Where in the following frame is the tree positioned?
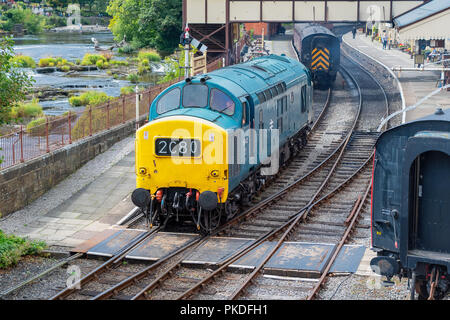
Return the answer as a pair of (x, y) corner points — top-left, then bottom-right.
(107, 0), (182, 57)
(0, 37), (34, 125)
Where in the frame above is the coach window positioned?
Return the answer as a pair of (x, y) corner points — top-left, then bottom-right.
(182, 84), (208, 108)
(156, 88), (181, 114)
(210, 88), (235, 116)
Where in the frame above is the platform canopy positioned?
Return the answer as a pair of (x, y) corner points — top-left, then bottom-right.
(185, 0), (423, 24)
(393, 0), (450, 40)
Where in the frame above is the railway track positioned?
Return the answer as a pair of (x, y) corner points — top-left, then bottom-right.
(3, 41), (391, 301)
(80, 64), (382, 300)
(45, 86), (336, 300)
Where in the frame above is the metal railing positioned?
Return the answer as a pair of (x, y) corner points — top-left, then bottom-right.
(0, 78), (181, 171)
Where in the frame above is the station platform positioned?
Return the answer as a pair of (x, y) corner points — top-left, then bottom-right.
(343, 32), (449, 122)
(73, 229), (368, 277)
(0, 139), (137, 248)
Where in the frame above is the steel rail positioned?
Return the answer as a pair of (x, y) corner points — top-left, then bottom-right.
(229, 55), (391, 300)
(341, 46), (390, 130)
(92, 88), (334, 300)
(307, 180), (372, 300)
(50, 227), (160, 300)
(227, 67), (363, 299)
(176, 150), (374, 301)
(0, 252), (83, 299)
(172, 67), (364, 300)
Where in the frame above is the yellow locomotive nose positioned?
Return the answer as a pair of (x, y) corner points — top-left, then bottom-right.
(135, 115), (229, 202)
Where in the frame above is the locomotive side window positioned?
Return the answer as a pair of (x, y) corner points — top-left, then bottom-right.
(210, 88), (235, 116)
(182, 84), (208, 108)
(156, 88), (181, 114)
(301, 85), (306, 113)
(257, 92), (266, 103)
(259, 109), (264, 129)
(264, 89), (272, 100)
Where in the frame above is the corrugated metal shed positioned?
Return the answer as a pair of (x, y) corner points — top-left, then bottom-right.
(394, 0), (449, 28)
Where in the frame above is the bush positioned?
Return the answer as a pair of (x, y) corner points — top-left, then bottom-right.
(0, 230), (46, 269)
(10, 99), (43, 120)
(110, 60), (129, 66)
(26, 117), (47, 135)
(11, 55), (36, 68)
(138, 49), (161, 62)
(39, 57), (70, 68)
(127, 73), (139, 83)
(120, 86), (145, 95)
(118, 44), (136, 55)
(59, 65), (70, 72)
(69, 91), (112, 107)
(81, 53), (106, 66)
(96, 60), (104, 69)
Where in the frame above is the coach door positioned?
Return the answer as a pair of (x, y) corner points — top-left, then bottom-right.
(409, 151), (450, 253)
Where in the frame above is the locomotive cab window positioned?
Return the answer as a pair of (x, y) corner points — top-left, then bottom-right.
(210, 88), (235, 116)
(182, 84), (208, 108)
(156, 88), (181, 114)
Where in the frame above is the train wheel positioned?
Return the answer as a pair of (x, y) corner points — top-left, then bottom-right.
(200, 208), (222, 234)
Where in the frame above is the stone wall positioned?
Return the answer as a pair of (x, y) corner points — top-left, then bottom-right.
(0, 119), (140, 218)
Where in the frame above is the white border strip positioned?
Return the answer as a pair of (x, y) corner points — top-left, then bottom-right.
(115, 206), (140, 226)
(342, 33), (406, 124)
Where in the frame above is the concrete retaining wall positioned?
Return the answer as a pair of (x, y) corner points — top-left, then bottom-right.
(0, 119), (140, 218)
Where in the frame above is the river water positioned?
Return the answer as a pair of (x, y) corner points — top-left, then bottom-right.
(13, 32), (162, 115)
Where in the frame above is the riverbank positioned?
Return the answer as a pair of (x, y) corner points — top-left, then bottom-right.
(12, 31), (165, 116)
(49, 25), (110, 33)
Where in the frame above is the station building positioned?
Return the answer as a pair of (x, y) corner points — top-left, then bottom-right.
(383, 0), (450, 52)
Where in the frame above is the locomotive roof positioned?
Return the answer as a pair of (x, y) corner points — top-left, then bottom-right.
(202, 54), (309, 96)
(294, 23), (337, 40)
(376, 108), (450, 147)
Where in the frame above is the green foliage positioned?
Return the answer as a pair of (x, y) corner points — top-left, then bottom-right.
(10, 55), (36, 68)
(117, 44), (137, 55)
(69, 91), (112, 107)
(38, 57), (70, 68)
(60, 65), (71, 72)
(158, 46), (185, 84)
(81, 53), (106, 66)
(26, 117), (47, 135)
(127, 73), (139, 83)
(138, 49), (161, 62)
(110, 60), (129, 66)
(10, 98), (43, 120)
(107, 0), (182, 57)
(0, 8), (46, 34)
(0, 37), (34, 125)
(121, 85), (143, 95)
(0, 230), (46, 269)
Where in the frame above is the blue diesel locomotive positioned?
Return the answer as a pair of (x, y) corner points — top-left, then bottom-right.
(131, 54), (313, 233)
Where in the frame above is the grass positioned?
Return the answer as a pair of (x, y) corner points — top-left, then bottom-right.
(69, 91), (112, 107)
(0, 230), (46, 269)
(11, 54), (36, 68)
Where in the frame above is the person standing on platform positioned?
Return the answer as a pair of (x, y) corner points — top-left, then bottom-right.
(382, 31), (388, 50)
(352, 26), (356, 39)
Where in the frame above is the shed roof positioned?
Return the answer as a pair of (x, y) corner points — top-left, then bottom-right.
(393, 0), (449, 28)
